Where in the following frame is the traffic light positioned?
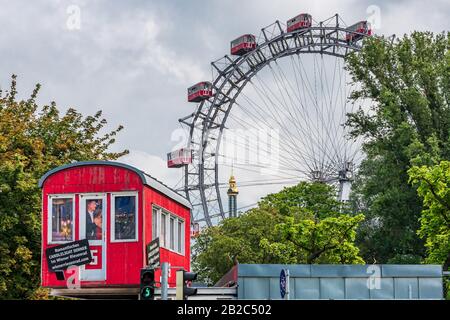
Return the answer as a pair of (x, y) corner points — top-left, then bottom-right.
(140, 268), (156, 300)
(176, 269), (198, 300)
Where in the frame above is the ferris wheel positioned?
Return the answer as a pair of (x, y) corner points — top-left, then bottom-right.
(169, 14), (372, 227)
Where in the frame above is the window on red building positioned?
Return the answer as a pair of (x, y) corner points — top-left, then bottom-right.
(152, 208), (158, 240)
(112, 193), (138, 242)
(170, 217), (175, 250)
(49, 196), (74, 243)
(152, 205), (185, 255)
(161, 212), (167, 247)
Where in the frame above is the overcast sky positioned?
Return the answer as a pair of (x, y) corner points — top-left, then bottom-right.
(0, 0), (448, 206)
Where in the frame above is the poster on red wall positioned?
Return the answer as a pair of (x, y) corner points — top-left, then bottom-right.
(45, 239), (92, 272)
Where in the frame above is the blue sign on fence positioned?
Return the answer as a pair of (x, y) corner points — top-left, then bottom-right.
(280, 269), (286, 299)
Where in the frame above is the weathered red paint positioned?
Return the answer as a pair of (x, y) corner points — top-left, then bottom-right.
(41, 163), (191, 289)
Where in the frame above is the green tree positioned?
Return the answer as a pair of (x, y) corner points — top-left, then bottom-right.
(345, 32), (450, 263)
(192, 182), (365, 285)
(408, 161), (450, 270)
(0, 75), (128, 299)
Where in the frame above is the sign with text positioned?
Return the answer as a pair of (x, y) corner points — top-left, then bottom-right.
(46, 239), (92, 272)
(280, 269), (287, 299)
(146, 238), (160, 268)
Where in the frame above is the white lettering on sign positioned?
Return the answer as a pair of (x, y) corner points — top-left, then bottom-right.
(90, 249), (98, 266)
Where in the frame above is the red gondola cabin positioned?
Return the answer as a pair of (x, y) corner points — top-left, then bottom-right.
(286, 13), (312, 33)
(167, 148), (192, 168)
(39, 161), (192, 295)
(230, 34), (257, 56)
(187, 81), (213, 103)
(346, 21), (372, 43)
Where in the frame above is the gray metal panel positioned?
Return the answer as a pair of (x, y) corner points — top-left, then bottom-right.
(345, 278), (370, 299)
(243, 278), (270, 299)
(394, 278), (419, 299)
(382, 265), (442, 277)
(320, 278), (345, 299)
(237, 281), (244, 298)
(269, 278), (281, 300)
(268, 277), (295, 299)
(311, 264), (375, 277)
(369, 277), (395, 299)
(289, 276), (295, 299)
(418, 278), (443, 299)
(295, 278), (320, 299)
(238, 264), (311, 277)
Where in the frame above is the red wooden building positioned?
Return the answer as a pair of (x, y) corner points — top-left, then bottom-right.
(39, 160), (192, 295)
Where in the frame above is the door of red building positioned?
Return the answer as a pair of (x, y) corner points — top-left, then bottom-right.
(79, 194), (107, 281)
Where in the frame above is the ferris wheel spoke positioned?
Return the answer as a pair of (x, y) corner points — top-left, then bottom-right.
(294, 54), (344, 167)
(224, 104), (316, 165)
(249, 75), (308, 155)
(217, 141), (314, 177)
(272, 58), (345, 172)
(236, 82), (319, 172)
(220, 162), (307, 180)
(292, 54), (337, 165)
(223, 114), (318, 172)
(288, 55), (330, 169)
(217, 144), (307, 177)
(329, 54), (353, 160)
(249, 74), (328, 170)
(268, 62), (326, 164)
(320, 53), (348, 162)
(270, 59), (342, 169)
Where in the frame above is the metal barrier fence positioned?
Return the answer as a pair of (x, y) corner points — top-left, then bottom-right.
(235, 264), (443, 300)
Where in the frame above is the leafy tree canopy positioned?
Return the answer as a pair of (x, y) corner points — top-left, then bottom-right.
(345, 32), (450, 263)
(192, 182), (364, 285)
(0, 75), (128, 299)
(408, 161), (450, 270)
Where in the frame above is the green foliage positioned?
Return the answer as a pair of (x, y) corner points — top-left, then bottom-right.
(408, 161), (450, 270)
(192, 182), (365, 285)
(0, 75), (128, 299)
(345, 32), (450, 263)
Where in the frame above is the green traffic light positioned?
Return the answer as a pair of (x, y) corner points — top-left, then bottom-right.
(140, 268), (156, 300)
(143, 287), (151, 297)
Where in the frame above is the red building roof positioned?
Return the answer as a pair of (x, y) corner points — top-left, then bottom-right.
(38, 160), (192, 209)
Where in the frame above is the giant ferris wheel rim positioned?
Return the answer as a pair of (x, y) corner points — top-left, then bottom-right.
(181, 14), (373, 227)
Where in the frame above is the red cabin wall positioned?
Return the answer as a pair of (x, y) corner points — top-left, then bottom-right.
(41, 164), (190, 289)
(143, 186), (190, 287)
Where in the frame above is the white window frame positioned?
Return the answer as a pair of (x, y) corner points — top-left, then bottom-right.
(160, 211), (168, 247)
(79, 193), (107, 281)
(151, 207), (158, 240)
(169, 216), (175, 251)
(79, 193), (107, 245)
(111, 192), (139, 243)
(47, 194), (76, 245)
(152, 204), (185, 256)
(177, 219), (185, 255)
